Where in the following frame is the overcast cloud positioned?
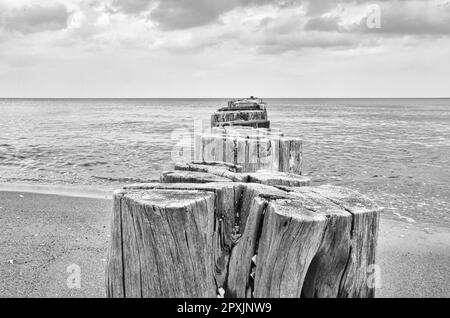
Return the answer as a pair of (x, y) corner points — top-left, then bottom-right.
(0, 2), (69, 34)
(0, 0), (449, 97)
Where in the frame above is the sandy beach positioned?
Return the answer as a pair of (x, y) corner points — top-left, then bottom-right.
(0, 188), (449, 298)
(0, 190), (111, 297)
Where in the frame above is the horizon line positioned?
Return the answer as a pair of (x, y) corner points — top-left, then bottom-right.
(1, 96), (450, 99)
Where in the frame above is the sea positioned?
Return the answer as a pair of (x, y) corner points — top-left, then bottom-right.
(0, 98), (449, 226)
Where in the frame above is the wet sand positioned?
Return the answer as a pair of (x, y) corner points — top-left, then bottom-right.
(0, 190), (449, 298)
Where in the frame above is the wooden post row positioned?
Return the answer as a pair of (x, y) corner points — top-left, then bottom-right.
(195, 134), (302, 174)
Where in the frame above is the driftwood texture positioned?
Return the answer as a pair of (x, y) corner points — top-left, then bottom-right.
(211, 110), (267, 127)
(216, 119), (271, 128)
(211, 98), (268, 129)
(161, 170), (232, 184)
(226, 98), (266, 109)
(211, 126), (284, 138)
(195, 134), (302, 174)
(173, 161), (310, 187)
(105, 183), (380, 298)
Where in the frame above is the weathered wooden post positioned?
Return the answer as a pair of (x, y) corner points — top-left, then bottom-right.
(105, 183), (380, 298)
(162, 161), (311, 187)
(211, 97), (270, 128)
(195, 134), (303, 174)
(105, 98), (381, 298)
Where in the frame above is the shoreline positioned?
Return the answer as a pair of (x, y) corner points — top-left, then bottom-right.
(0, 187), (449, 297)
(1, 181), (447, 229)
(0, 182), (114, 200)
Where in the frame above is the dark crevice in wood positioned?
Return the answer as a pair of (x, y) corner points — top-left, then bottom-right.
(218, 186), (271, 298)
(300, 221), (328, 298)
(272, 185), (291, 192)
(233, 138), (238, 166)
(222, 245), (232, 298)
(314, 194), (355, 239)
(256, 139), (260, 168)
(296, 192), (355, 298)
(222, 186), (252, 297)
(258, 193), (289, 201)
(248, 200), (269, 298)
(184, 226), (190, 250)
(222, 139), (226, 163)
(213, 187), (230, 292)
(255, 200), (269, 252)
(232, 186), (243, 244)
(338, 245), (353, 297)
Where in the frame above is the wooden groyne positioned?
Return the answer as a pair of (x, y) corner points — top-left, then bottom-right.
(195, 133), (302, 174)
(211, 97), (270, 128)
(162, 161), (310, 187)
(105, 97), (381, 298)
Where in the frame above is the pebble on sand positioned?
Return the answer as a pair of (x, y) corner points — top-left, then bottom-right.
(217, 288), (225, 298)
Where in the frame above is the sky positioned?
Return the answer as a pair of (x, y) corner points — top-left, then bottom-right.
(0, 0), (449, 98)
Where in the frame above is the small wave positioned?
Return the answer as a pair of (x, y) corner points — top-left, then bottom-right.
(91, 175), (159, 183)
(393, 212), (416, 223)
(78, 161), (108, 167)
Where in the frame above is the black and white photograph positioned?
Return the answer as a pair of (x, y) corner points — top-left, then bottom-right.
(0, 0), (449, 301)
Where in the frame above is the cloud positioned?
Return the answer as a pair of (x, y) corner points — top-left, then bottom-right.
(226, 5), (361, 54)
(1, 0), (449, 58)
(147, 0), (302, 30)
(255, 32), (357, 54)
(0, 3), (70, 34)
(304, 16), (341, 31)
(0, 1), (449, 97)
(111, 0), (152, 14)
(149, 0), (235, 30)
(146, 0), (450, 42)
(304, 0), (336, 16)
(349, 1), (450, 35)
(147, 5), (360, 55)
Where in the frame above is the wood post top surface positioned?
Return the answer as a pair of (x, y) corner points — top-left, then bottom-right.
(119, 188), (215, 208)
(119, 182), (381, 217)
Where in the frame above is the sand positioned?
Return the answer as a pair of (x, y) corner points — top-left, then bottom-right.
(0, 191), (112, 297)
(376, 218), (450, 297)
(0, 189), (449, 298)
